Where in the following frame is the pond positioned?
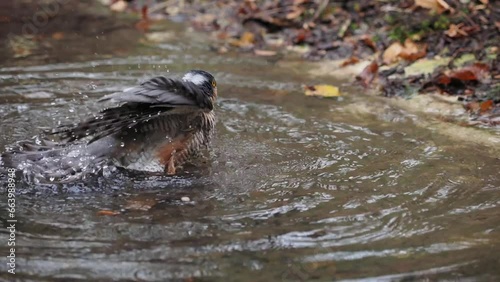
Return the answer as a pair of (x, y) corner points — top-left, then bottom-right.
(0, 20), (499, 281)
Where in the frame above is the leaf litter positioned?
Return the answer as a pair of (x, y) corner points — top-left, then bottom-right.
(103, 0), (499, 127)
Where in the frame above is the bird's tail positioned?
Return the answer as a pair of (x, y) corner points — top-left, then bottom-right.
(1, 138), (112, 183)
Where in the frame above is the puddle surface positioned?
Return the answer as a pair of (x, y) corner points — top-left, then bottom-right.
(0, 22), (499, 281)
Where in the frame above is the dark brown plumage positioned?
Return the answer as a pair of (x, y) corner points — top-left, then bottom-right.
(1, 70), (218, 182)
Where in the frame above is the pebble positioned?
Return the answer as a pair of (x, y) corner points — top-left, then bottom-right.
(181, 196), (190, 202)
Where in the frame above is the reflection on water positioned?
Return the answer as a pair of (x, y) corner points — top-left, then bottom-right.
(0, 25), (500, 281)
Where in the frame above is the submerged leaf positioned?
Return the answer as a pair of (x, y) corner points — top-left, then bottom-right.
(97, 210), (120, 216)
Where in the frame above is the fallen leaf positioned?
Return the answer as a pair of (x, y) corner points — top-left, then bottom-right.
(464, 101), (480, 112)
(7, 35), (37, 58)
(166, 5), (180, 16)
(356, 61), (379, 87)
(304, 84), (341, 98)
(254, 49), (277, 56)
(51, 32), (64, 40)
(97, 210), (120, 216)
(415, 0), (451, 14)
(125, 198), (157, 211)
(398, 39), (427, 61)
(449, 63), (490, 83)
(135, 20), (150, 32)
(286, 7), (304, 20)
(383, 42), (404, 65)
(110, 0), (127, 12)
(445, 23), (480, 38)
(445, 23), (467, 38)
(428, 62), (491, 94)
(135, 5), (150, 32)
(294, 29), (311, 44)
(383, 39), (426, 64)
(340, 56), (360, 67)
(436, 74), (451, 85)
(360, 35), (377, 51)
(480, 100), (494, 114)
(229, 32), (255, 48)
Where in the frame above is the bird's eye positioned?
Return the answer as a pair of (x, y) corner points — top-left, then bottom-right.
(212, 81), (217, 87)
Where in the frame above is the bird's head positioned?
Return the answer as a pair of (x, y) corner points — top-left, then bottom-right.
(182, 70), (218, 102)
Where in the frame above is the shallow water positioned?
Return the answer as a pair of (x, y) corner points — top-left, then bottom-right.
(1, 22), (500, 281)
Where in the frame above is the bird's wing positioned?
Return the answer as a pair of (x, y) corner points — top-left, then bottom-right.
(48, 76), (213, 143)
(99, 76), (213, 110)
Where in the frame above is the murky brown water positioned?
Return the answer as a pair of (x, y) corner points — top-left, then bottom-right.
(1, 21), (500, 281)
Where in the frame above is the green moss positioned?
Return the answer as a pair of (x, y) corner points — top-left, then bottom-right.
(389, 26), (409, 42)
(384, 13), (397, 25)
(353, 2), (361, 12)
(454, 53), (476, 66)
(433, 15), (450, 30)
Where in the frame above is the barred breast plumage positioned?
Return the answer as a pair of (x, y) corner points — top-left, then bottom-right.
(0, 70), (218, 183)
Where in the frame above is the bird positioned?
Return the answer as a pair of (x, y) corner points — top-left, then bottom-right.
(0, 70), (218, 183)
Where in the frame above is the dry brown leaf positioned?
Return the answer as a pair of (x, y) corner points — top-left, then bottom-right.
(449, 63), (490, 83)
(294, 29), (311, 44)
(480, 100), (494, 114)
(356, 61), (379, 87)
(254, 49), (277, 56)
(465, 101), (480, 112)
(431, 62), (491, 94)
(415, 0), (440, 11)
(135, 6), (150, 32)
(399, 39), (427, 61)
(383, 39), (426, 64)
(436, 74), (451, 85)
(340, 56), (360, 67)
(445, 23), (468, 38)
(229, 32), (255, 48)
(286, 7), (304, 20)
(415, 0), (451, 13)
(383, 42), (404, 65)
(360, 35), (377, 51)
(445, 23), (480, 38)
(436, 0), (451, 11)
